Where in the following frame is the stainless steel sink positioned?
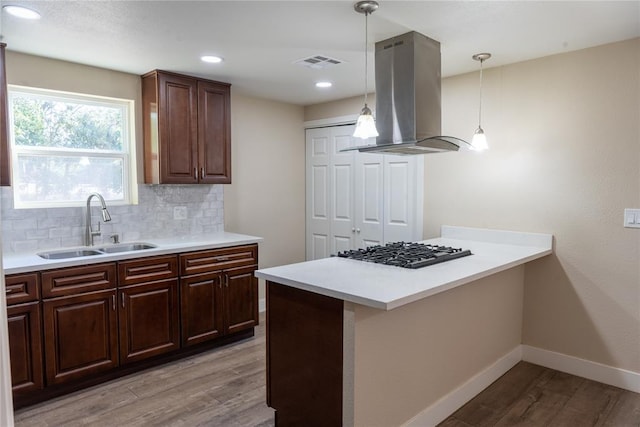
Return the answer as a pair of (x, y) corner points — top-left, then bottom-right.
(38, 242), (157, 259)
(96, 242), (157, 253)
(38, 249), (103, 259)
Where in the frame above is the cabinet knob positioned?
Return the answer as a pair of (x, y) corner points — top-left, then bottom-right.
(356, 228), (361, 233)
(5, 288), (14, 294)
(194, 168), (198, 180)
(352, 228), (356, 233)
(200, 168), (205, 180)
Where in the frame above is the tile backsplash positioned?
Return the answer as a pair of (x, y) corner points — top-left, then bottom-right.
(0, 184), (224, 253)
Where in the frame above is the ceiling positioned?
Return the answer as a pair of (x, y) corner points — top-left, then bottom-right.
(1, 1), (638, 106)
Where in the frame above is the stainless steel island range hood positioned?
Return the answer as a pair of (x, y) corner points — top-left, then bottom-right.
(349, 31), (471, 155)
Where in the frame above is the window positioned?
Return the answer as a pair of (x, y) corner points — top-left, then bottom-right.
(8, 85), (137, 208)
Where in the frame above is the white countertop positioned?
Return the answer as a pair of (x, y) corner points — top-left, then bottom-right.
(255, 226), (553, 310)
(3, 232), (262, 275)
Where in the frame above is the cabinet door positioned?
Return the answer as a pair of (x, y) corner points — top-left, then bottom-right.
(119, 279), (180, 364)
(157, 72), (199, 183)
(197, 80), (231, 184)
(43, 290), (118, 386)
(180, 272), (223, 347)
(7, 302), (43, 395)
(224, 265), (258, 335)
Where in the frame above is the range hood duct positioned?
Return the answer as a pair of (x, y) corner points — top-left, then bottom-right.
(350, 31), (471, 155)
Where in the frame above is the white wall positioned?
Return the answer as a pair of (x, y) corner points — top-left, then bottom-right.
(352, 267), (525, 426)
(224, 92), (305, 300)
(430, 38), (640, 373)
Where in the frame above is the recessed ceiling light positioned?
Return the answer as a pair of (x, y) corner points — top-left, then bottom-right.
(316, 82), (332, 88)
(201, 55), (223, 64)
(3, 5), (41, 20)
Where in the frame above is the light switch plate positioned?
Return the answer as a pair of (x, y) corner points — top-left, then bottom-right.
(174, 206), (188, 220)
(624, 208), (640, 229)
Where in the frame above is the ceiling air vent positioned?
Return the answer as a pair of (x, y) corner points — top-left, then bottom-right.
(293, 55), (343, 70)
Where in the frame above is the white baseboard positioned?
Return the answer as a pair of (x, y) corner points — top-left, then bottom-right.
(522, 345), (640, 393)
(259, 297), (266, 313)
(403, 344), (640, 427)
(403, 346), (522, 427)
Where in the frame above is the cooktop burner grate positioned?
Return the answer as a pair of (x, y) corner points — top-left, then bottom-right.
(336, 242), (472, 269)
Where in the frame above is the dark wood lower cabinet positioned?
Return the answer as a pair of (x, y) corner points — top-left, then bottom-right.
(6, 243), (259, 409)
(266, 281), (344, 427)
(225, 265), (258, 335)
(42, 289), (119, 386)
(180, 265), (258, 347)
(119, 279), (180, 364)
(181, 272), (223, 347)
(7, 302), (43, 395)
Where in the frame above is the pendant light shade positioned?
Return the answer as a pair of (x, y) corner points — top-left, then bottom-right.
(471, 127), (488, 151)
(471, 52), (491, 151)
(353, 1), (379, 140)
(353, 104), (378, 138)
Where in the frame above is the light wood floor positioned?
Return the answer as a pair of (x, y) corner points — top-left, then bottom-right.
(14, 315), (275, 427)
(15, 316), (640, 427)
(439, 361), (640, 427)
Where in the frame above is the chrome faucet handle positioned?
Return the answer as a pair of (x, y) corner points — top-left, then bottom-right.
(89, 222), (101, 246)
(110, 234), (120, 244)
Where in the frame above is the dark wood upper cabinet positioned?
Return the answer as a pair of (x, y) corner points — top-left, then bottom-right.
(0, 43), (11, 186)
(197, 80), (231, 184)
(142, 70), (231, 184)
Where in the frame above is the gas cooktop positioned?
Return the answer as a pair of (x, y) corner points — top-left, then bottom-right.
(336, 242), (472, 269)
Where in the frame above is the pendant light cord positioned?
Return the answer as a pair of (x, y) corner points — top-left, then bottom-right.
(363, 10), (369, 108)
(477, 58), (484, 128)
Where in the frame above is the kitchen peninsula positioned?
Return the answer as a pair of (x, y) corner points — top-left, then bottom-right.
(255, 226), (553, 427)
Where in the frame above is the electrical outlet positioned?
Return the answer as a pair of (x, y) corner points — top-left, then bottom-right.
(173, 206), (188, 220)
(624, 208), (640, 229)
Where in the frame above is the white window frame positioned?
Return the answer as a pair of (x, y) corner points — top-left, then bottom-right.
(7, 85), (137, 209)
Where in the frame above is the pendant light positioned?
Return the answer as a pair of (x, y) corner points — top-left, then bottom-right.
(353, 1), (379, 139)
(471, 52), (491, 151)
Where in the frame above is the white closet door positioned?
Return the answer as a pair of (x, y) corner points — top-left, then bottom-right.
(306, 125), (423, 260)
(330, 128), (357, 255)
(305, 128), (332, 260)
(355, 152), (384, 248)
(383, 155), (423, 243)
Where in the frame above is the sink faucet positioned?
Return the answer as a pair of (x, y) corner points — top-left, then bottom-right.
(85, 193), (112, 246)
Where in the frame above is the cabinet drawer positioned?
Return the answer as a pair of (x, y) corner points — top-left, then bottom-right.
(5, 273), (39, 305)
(42, 263), (116, 299)
(180, 244), (258, 276)
(118, 255), (178, 287)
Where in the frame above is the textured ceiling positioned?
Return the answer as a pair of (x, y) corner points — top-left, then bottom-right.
(1, 1), (639, 106)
